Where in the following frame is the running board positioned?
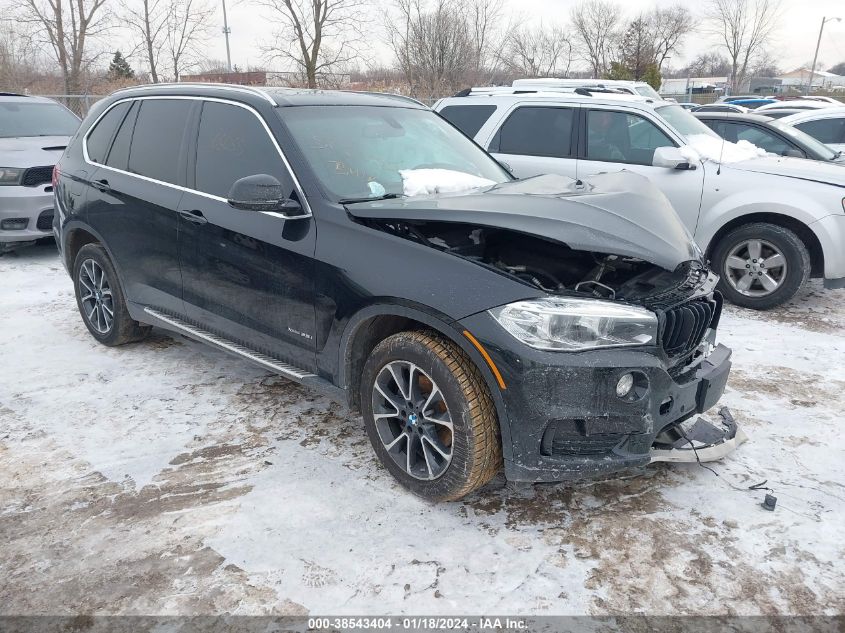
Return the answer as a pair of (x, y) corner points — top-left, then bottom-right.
(143, 307), (316, 381)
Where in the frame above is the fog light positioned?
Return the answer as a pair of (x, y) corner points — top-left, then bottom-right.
(616, 373), (635, 398)
(1, 218), (28, 230)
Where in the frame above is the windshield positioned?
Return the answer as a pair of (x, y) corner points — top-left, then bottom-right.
(280, 105), (510, 201)
(655, 104), (721, 140)
(0, 101), (80, 138)
(635, 85), (662, 99)
(770, 119), (838, 160)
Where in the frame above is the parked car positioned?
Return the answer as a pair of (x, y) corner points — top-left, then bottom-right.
(0, 94), (80, 253)
(694, 111), (845, 163)
(781, 96), (843, 105)
(435, 89), (845, 309)
(510, 78), (662, 100)
(693, 103), (749, 114)
(755, 108), (814, 120)
(54, 84), (735, 501)
(717, 98), (777, 109)
(778, 107), (845, 153)
(756, 100), (832, 112)
(677, 103), (698, 111)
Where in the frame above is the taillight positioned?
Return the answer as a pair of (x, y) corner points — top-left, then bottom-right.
(52, 164), (61, 188)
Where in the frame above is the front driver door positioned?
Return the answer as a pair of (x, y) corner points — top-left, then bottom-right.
(178, 99), (317, 371)
(577, 107), (705, 233)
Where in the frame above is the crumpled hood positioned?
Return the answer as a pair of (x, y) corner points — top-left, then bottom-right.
(726, 155), (845, 187)
(0, 136), (71, 168)
(346, 171), (701, 272)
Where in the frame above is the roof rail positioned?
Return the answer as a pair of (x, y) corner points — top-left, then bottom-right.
(453, 85), (634, 98)
(0, 92), (27, 97)
(111, 82), (278, 106)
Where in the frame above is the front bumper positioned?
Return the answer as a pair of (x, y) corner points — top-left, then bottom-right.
(459, 312), (732, 483)
(0, 184), (55, 243)
(809, 213), (845, 282)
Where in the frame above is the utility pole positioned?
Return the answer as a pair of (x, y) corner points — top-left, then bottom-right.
(222, 0), (233, 74)
(807, 16), (841, 94)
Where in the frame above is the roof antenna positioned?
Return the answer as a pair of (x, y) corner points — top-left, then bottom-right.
(716, 133), (726, 175)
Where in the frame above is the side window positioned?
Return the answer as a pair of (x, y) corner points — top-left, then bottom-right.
(128, 99), (192, 185)
(438, 105), (496, 139)
(586, 110), (674, 165)
(85, 101), (131, 164)
(796, 118), (845, 144)
(195, 102), (292, 199)
(105, 101), (138, 170)
(729, 123), (791, 155)
(492, 106), (574, 158)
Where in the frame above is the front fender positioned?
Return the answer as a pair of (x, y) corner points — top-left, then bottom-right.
(336, 301), (515, 463)
(695, 175), (834, 253)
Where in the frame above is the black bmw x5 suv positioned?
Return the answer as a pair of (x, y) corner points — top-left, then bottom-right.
(54, 84), (732, 501)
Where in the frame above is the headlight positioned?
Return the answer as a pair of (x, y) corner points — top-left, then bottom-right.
(489, 297), (658, 351)
(0, 167), (24, 185)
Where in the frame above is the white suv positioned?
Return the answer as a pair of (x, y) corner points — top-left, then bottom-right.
(434, 90), (845, 309)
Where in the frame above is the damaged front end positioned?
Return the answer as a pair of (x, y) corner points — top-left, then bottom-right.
(346, 171), (741, 482)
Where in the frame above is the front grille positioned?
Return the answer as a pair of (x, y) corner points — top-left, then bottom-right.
(21, 165), (54, 187)
(36, 210), (54, 230)
(660, 296), (720, 359)
(540, 419), (625, 456)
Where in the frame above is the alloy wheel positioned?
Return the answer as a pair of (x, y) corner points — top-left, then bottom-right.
(724, 239), (788, 298)
(371, 360), (453, 481)
(79, 258), (114, 334)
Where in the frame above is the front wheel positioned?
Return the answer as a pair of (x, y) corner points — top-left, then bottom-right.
(712, 222), (810, 310)
(361, 330), (502, 501)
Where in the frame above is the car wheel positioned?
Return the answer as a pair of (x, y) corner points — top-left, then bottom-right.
(73, 243), (151, 346)
(712, 222), (810, 310)
(361, 330), (502, 501)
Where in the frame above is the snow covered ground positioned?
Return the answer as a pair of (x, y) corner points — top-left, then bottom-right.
(1, 242), (844, 616)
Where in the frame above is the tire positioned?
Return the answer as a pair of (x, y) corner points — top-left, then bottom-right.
(712, 222), (810, 310)
(73, 243), (151, 346)
(360, 330), (502, 502)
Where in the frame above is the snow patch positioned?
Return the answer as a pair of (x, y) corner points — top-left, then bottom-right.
(399, 169), (495, 197)
(682, 134), (770, 164)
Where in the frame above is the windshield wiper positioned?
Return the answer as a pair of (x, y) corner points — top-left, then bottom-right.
(339, 193), (405, 204)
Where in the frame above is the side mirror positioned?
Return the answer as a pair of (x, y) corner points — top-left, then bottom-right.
(227, 174), (309, 218)
(653, 146), (697, 170)
(783, 148), (805, 158)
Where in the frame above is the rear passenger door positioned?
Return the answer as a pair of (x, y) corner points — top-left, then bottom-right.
(85, 98), (193, 314)
(178, 100), (317, 371)
(486, 105), (579, 179)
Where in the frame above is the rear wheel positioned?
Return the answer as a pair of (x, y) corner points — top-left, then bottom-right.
(712, 223), (810, 310)
(361, 330), (501, 501)
(73, 243), (151, 346)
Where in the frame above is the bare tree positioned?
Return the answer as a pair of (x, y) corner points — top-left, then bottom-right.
(465, 0), (505, 81)
(501, 23), (573, 78)
(254, 0), (367, 89)
(120, 0), (167, 82)
(706, 0), (782, 92)
(164, 0), (214, 81)
(386, 0), (475, 100)
(649, 4), (694, 70)
(16, 0), (111, 96)
(570, 0), (620, 78)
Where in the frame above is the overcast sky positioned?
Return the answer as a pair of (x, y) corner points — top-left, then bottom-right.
(206, 0), (845, 75)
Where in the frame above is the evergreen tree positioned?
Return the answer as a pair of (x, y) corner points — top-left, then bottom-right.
(108, 51), (135, 80)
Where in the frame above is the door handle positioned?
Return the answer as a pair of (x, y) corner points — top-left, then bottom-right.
(93, 178), (111, 193)
(178, 209), (208, 225)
